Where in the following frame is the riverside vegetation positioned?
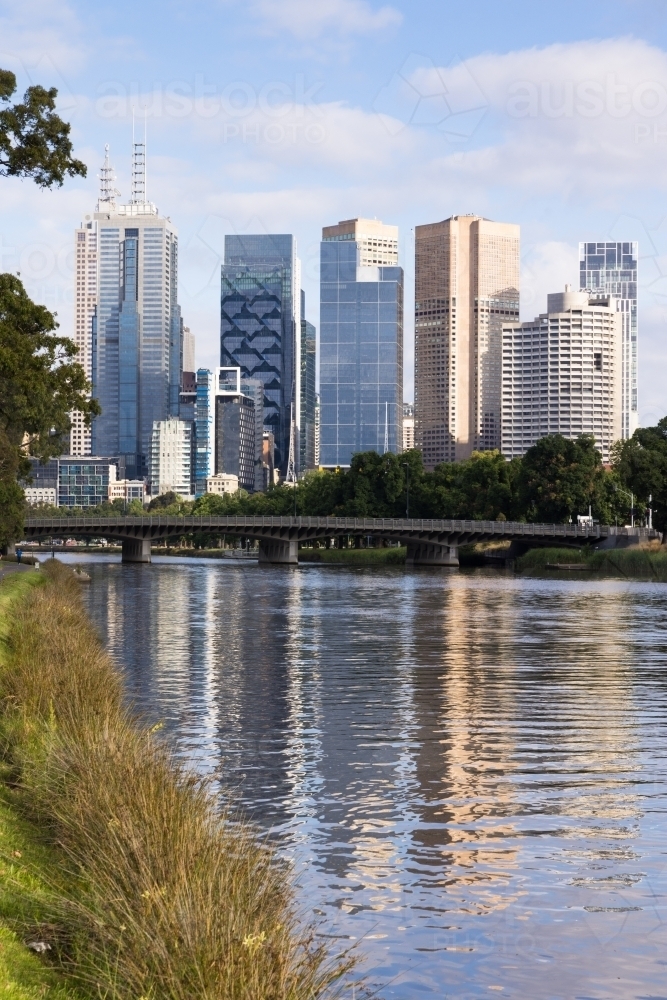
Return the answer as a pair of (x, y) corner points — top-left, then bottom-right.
(0, 561), (353, 999)
(24, 427), (667, 541)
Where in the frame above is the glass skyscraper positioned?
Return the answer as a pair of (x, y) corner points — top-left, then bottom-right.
(319, 218), (404, 468)
(91, 145), (182, 480)
(579, 241), (638, 438)
(300, 289), (316, 472)
(220, 235), (301, 478)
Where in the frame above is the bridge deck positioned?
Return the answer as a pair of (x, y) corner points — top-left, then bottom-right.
(23, 514), (658, 542)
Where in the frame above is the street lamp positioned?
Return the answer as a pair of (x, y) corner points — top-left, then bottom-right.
(614, 484), (634, 528)
(402, 462), (410, 519)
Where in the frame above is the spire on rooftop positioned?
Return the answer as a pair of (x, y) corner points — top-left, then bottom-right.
(97, 144), (120, 210)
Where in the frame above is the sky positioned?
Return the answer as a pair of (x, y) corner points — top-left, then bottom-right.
(2, 0), (667, 423)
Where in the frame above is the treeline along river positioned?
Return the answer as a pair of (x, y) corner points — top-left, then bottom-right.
(58, 553), (667, 999)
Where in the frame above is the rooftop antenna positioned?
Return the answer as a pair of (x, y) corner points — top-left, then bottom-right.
(97, 144), (119, 210)
(285, 403), (297, 485)
(384, 401), (389, 454)
(131, 109), (147, 204)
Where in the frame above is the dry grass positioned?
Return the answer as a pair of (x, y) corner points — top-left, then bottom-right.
(0, 561), (354, 1000)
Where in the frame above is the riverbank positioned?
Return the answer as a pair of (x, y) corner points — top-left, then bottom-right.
(516, 544), (667, 578)
(0, 563), (352, 999)
(299, 546), (406, 564)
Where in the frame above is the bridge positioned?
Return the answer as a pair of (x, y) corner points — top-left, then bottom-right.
(22, 515), (660, 565)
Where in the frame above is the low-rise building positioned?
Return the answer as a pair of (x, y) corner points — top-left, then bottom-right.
(501, 286), (622, 462)
(205, 473), (239, 495)
(58, 457), (117, 508)
(108, 479), (145, 502)
(24, 487), (57, 506)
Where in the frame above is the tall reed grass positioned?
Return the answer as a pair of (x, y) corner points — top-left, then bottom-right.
(0, 561), (353, 999)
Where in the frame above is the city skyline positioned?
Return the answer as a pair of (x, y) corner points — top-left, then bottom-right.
(4, 2), (667, 429)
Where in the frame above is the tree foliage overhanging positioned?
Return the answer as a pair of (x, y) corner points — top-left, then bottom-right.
(0, 69), (86, 186)
(0, 275), (99, 547)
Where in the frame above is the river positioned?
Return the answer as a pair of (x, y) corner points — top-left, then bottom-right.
(46, 554), (667, 998)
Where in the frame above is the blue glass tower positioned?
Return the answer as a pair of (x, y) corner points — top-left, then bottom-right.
(319, 224), (403, 468)
(579, 241), (638, 439)
(220, 235), (300, 478)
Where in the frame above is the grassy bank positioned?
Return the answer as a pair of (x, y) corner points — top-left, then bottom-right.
(516, 544), (667, 579)
(299, 546), (406, 565)
(0, 563), (352, 999)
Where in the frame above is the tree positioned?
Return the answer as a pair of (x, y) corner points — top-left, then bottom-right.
(1, 69), (86, 186)
(614, 417), (667, 531)
(0, 276), (99, 546)
(516, 434), (608, 523)
(0, 275), (99, 466)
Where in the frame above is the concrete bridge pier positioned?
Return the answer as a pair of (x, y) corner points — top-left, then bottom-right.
(258, 539), (298, 566)
(122, 538), (152, 563)
(406, 541), (459, 567)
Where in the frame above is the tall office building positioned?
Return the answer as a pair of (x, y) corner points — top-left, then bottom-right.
(579, 241), (638, 438)
(300, 290), (316, 472)
(194, 368), (214, 497)
(90, 144), (182, 480)
(319, 218), (403, 468)
(501, 287), (622, 462)
(69, 220), (98, 455)
(220, 235), (301, 479)
(414, 215), (520, 468)
(214, 368), (262, 492)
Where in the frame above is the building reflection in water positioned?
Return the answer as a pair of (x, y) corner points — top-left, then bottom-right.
(81, 561), (665, 1000)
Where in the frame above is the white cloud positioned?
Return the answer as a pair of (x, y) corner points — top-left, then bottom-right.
(248, 0), (401, 39)
(0, 0), (87, 80)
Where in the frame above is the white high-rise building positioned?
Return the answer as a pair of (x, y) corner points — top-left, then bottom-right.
(69, 220), (98, 454)
(86, 143), (182, 481)
(501, 287), (622, 463)
(149, 417), (192, 498)
(403, 402), (415, 451)
(183, 327), (195, 373)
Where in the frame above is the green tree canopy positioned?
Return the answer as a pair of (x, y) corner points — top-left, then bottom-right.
(614, 418), (667, 530)
(0, 274), (99, 476)
(0, 69), (86, 186)
(516, 433), (608, 523)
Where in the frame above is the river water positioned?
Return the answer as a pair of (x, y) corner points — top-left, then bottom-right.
(51, 554), (667, 998)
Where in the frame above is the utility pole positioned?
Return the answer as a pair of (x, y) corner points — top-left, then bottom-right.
(402, 462), (410, 519)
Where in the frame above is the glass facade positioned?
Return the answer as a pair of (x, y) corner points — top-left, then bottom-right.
(194, 368), (213, 497)
(92, 209), (182, 478)
(319, 240), (403, 468)
(579, 241), (638, 439)
(300, 289), (316, 471)
(220, 235), (300, 477)
(57, 459), (115, 508)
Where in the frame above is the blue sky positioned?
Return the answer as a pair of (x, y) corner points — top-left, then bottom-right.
(3, 0), (667, 421)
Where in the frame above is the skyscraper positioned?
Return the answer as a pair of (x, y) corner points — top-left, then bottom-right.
(579, 241), (638, 438)
(220, 235), (301, 479)
(501, 287), (622, 462)
(319, 218), (403, 468)
(69, 219), (98, 455)
(90, 143), (182, 480)
(300, 290), (316, 472)
(414, 215), (520, 468)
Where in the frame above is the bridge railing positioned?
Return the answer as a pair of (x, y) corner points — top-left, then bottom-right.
(23, 515), (660, 541)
